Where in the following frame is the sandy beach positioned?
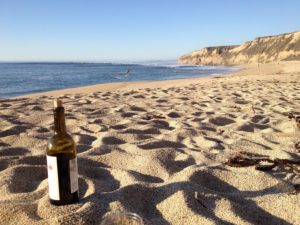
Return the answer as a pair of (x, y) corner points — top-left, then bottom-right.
(0, 61), (300, 225)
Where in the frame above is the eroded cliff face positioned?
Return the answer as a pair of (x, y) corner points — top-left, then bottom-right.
(178, 31), (300, 65)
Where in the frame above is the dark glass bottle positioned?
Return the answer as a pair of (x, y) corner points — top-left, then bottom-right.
(46, 99), (79, 205)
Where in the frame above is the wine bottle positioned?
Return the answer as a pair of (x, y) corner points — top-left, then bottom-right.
(46, 99), (79, 205)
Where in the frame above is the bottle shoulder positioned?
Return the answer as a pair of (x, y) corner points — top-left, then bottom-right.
(47, 132), (76, 154)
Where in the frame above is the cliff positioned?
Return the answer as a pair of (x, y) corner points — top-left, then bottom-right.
(178, 30), (300, 65)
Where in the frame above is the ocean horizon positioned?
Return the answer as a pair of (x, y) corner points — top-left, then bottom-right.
(0, 60), (237, 98)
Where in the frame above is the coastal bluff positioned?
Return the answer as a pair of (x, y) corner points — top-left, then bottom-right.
(178, 30), (300, 65)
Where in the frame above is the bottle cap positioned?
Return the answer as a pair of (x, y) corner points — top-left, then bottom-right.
(54, 99), (63, 108)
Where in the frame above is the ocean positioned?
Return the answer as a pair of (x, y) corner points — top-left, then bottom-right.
(0, 61), (237, 98)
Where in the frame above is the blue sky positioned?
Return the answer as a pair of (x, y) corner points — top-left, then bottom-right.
(0, 0), (299, 62)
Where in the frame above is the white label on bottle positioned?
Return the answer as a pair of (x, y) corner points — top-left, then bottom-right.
(46, 155), (60, 200)
(69, 157), (78, 193)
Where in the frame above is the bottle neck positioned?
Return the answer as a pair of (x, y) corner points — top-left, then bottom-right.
(53, 107), (67, 135)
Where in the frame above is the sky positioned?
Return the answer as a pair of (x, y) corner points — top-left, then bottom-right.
(0, 0), (300, 62)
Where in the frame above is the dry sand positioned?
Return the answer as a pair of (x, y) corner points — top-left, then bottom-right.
(0, 61), (300, 225)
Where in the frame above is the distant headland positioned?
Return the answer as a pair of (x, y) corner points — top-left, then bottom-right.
(178, 30), (300, 65)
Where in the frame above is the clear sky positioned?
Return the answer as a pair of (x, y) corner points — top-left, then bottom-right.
(0, 0), (300, 62)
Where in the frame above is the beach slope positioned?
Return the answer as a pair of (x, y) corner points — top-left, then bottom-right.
(0, 61), (300, 224)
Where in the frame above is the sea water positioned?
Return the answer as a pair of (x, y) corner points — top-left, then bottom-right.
(0, 61), (237, 98)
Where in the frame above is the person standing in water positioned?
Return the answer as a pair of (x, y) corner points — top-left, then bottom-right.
(124, 69), (130, 77)
(112, 68), (131, 78)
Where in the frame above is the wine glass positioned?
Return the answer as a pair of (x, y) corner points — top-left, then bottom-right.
(100, 211), (144, 225)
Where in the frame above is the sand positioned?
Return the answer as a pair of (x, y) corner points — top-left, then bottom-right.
(0, 61), (300, 225)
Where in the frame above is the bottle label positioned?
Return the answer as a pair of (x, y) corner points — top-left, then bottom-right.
(69, 157), (79, 193)
(46, 155), (60, 200)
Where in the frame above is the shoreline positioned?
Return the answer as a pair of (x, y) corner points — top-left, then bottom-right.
(8, 65), (240, 99)
(17, 60), (299, 99)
